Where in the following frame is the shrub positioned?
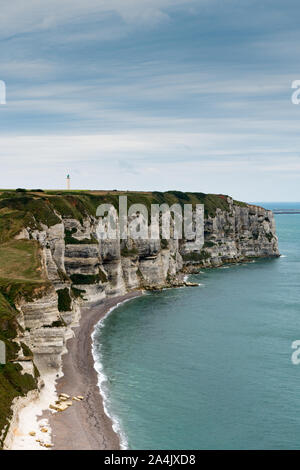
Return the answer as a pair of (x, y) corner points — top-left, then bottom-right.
(161, 239), (169, 249)
(203, 241), (215, 248)
(57, 288), (72, 312)
(121, 246), (139, 257)
(182, 250), (210, 262)
(71, 286), (86, 299)
(166, 191), (190, 202)
(65, 228), (98, 245)
(98, 269), (108, 282)
(20, 342), (32, 358)
(265, 232), (274, 242)
(0, 363), (37, 448)
(43, 319), (66, 328)
(70, 272), (105, 285)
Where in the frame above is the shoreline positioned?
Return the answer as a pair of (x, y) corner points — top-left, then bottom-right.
(47, 291), (143, 450)
(6, 259), (277, 450)
(91, 296), (143, 450)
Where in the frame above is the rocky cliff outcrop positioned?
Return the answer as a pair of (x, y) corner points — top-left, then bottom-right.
(14, 195), (278, 371)
(0, 190), (279, 446)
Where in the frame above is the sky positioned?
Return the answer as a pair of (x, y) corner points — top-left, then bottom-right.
(0, 0), (300, 201)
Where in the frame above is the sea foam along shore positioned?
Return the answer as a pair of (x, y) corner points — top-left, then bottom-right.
(91, 294), (144, 450)
(47, 290), (143, 450)
(91, 282), (201, 450)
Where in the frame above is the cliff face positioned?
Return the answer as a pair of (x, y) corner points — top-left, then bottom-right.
(0, 190), (279, 446)
(17, 195), (279, 368)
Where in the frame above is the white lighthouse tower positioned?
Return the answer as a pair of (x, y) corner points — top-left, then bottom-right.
(66, 174), (70, 190)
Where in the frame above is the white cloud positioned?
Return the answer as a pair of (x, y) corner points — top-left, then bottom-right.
(0, 131), (299, 201)
(0, 0), (196, 38)
(0, 60), (57, 79)
(0, 131), (299, 165)
(0, 0), (298, 201)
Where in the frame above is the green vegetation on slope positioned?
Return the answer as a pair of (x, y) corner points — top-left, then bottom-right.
(70, 270), (107, 285)
(0, 240), (42, 281)
(0, 189), (248, 242)
(57, 288), (72, 312)
(121, 246), (139, 257)
(0, 239), (50, 304)
(0, 195), (60, 239)
(0, 293), (20, 360)
(0, 237), (48, 447)
(65, 228), (98, 245)
(182, 251), (211, 262)
(0, 292), (38, 448)
(71, 286), (86, 300)
(0, 363), (38, 448)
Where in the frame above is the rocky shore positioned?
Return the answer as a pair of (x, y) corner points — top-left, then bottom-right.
(47, 292), (141, 450)
(0, 191), (279, 449)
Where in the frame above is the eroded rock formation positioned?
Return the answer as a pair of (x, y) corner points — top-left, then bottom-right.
(0, 191), (279, 446)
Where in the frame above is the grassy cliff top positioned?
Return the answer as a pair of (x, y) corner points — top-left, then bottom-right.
(0, 189), (248, 240)
(0, 240), (43, 281)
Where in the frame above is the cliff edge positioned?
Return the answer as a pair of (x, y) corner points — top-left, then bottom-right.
(0, 189), (279, 447)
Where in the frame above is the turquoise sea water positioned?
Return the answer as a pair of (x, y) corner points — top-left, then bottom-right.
(93, 203), (300, 449)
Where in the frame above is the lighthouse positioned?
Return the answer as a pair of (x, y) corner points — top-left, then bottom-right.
(66, 174), (70, 190)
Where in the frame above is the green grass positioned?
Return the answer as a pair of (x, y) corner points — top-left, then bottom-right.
(233, 199), (248, 208)
(0, 240), (43, 282)
(0, 239), (50, 305)
(182, 251), (211, 262)
(0, 279), (51, 305)
(70, 272), (104, 285)
(71, 286), (86, 299)
(121, 246), (139, 257)
(43, 319), (66, 328)
(203, 241), (215, 248)
(0, 292), (20, 361)
(0, 292), (16, 324)
(0, 208), (33, 244)
(20, 342), (32, 358)
(0, 363), (38, 448)
(0, 195), (60, 229)
(0, 291), (38, 448)
(65, 228), (98, 245)
(0, 229), (52, 444)
(0, 190), (250, 243)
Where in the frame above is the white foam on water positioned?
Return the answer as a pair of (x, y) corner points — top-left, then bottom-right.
(91, 297), (140, 450)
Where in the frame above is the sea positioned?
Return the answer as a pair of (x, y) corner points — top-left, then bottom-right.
(92, 202), (300, 450)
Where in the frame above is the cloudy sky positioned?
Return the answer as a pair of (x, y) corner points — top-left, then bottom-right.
(0, 0), (300, 201)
